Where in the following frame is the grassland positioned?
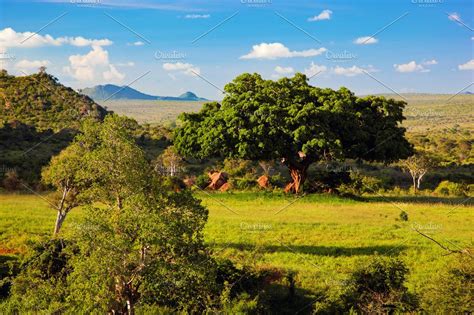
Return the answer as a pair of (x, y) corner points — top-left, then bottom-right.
(97, 99), (205, 125)
(1, 192), (472, 300)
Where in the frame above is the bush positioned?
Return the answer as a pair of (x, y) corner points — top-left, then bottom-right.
(230, 178), (256, 190)
(399, 211), (408, 221)
(222, 159), (256, 178)
(195, 174), (210, 189)
(343, 257), (418, 313)
(434, 180), (467, 196)
(269, 174), (286, 188)
(337, 171), (383, 195)
(421, 255), (473, 313)
(2, 170), (21, 191)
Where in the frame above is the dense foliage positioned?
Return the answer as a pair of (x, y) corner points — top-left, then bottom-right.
(3, 115), (258, 313)
(0, 70), (106, 131)
(174, 73), (412, 193)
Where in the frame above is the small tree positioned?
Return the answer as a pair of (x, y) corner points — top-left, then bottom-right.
(400, 152), (435, 193)
(9, 115), (221, 314)
(153, 146), (185, 176)
(42, 144), (87, 235)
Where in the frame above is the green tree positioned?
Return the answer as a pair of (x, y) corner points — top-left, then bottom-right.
(7, 114), (222, 313)
(153, 145), (185, 176)
(400, 151), (436, 193)
(174, 73), (412, 193)
(42, 144), (88, 235)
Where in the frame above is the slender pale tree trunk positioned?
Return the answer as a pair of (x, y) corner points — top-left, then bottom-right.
(53, 211), (66, 235)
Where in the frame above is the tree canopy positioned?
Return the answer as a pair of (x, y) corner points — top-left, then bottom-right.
(174, 73), (413, 193)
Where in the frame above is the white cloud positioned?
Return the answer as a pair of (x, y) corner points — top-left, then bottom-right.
(128, 41), (144, 46)
(63, 46), (124, 83)
(0, 27), (112, 49)
(423, 59), (438, 65)
(458, 59), (474, 70)
(354, 36), (378, 45)
(308, 9), (332, 22)
(103, 64), (125, 81)
(67, 36), (112, 47)
(394, 61), (427, 73)
(117, 62), (135, 67)
(184, 14), (210, 19)
(304, 62), (327, 77)
(14, 59), (50, 73)
(333, 65), (376, 76)
(162, 62), (200, 76)
(274, 66), (294, 74)
(240, 43), (326, 60)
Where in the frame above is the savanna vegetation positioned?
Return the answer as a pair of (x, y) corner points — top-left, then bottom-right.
(0, 70), (472, 313)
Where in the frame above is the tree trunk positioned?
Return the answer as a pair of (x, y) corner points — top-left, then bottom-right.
(285, 164), (309, 194)
(412, 175), (417, 194)
(53, 211), (66, 235)
(417, 172), (426, 190)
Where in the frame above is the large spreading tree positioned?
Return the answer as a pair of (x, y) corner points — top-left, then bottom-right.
(174, 73), (413, 193)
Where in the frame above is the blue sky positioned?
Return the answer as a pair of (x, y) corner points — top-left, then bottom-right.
(0, 0), (472, 99)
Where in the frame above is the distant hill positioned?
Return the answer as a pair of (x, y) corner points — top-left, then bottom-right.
(80, 84), (207, 101)
(0, 70), (107, 131)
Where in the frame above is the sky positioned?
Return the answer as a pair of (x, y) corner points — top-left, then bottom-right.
(0, 0), (473, 100)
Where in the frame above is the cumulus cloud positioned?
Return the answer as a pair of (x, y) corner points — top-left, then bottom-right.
(0, 27), (112, 49)
(116, 62), (135, 67)
(63, 46), (124, 83)
(423, 59), (438, 65)
(354, 36), (378, 45)
(240, 43), (326, 60)
(394, 61), (428, 73)
(162, 62), (200, 76)
(458, 59), (474, 70)
(333, 65), (376, 76)
(304, 62), (327, 77)
(185, 14), (210, 19)
(15, 59), (50, 73)
(274, 66), (294, 74)
(128, 41), (144, 46)
(67, 36), (112, 47)
(308, 9), (332, 22)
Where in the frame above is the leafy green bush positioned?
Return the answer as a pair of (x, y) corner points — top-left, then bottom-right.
(195, 174), (210, 189)
(421, 255), (473, 313)
(230, 178), (256, 190)
(315, 256), (418, 313)
(434, 180), (467, 196)
(338, 171), (383, 195)
(399, 211), (409, 221)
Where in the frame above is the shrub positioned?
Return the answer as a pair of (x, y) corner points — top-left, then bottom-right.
(2, 170), (21, 191)
(195, 174), (210, 189)
(338, 171), (383, 195)
(315, 257), (419, 314)
(269, 174), (286, 188)
(434, 180), (466, 196)
(421, 255), (473, 313)
(222, 159), (256, 178)
(231, 178), (256, 190)
(399, 211), (409, 221)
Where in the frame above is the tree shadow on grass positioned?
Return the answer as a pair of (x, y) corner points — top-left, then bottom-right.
(363, 195), (473, 206)
(214, 243), (408, 257)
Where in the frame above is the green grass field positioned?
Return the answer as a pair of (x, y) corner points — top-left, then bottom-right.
(1, 192), (472, 300)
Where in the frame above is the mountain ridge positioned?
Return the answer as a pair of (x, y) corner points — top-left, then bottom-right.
(79, 84), (207, 101)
